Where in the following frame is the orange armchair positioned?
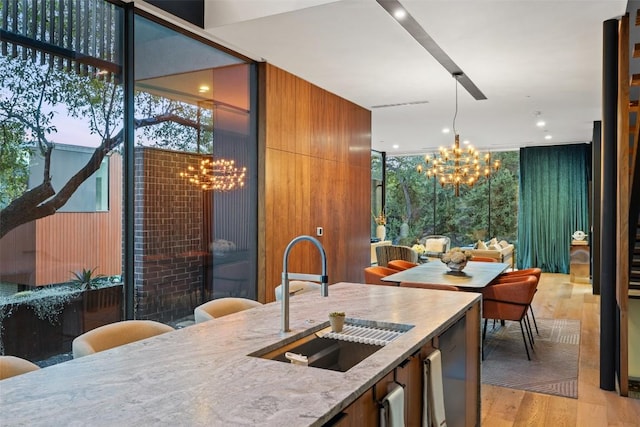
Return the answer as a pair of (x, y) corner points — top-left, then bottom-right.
(481, 275), (538, 360)
(493, 268), (542, 334)
(363, 266), (399, 286)
(387, 260), (419, 271)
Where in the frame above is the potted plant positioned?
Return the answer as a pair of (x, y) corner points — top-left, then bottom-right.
(328, 311), (346, 333)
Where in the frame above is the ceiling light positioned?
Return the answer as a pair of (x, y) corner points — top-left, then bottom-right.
(544, 134), (552, 140)
(442, 128), (450, 134)
(536, 120), (545, 127)
(392, 144), (399, 149)
(463, 139), (470, 145)
(198, 85), (210, 93)
(417, 74), (500, 197)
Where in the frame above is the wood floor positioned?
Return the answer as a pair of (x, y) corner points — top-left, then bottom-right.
(480, 273), (640, 426)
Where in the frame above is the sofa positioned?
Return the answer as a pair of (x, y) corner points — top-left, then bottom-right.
(469, 238), (515, 268)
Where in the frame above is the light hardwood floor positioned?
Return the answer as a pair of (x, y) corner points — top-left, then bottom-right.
(480, 273), (640, 426)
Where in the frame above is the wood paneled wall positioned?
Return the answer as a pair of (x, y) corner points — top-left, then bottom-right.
(259, 64), (371, 303)
(34, 154), (123, 285)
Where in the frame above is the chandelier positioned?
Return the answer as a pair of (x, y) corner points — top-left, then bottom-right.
(417, 73), (500, 196)
(180, 158), (246, 192)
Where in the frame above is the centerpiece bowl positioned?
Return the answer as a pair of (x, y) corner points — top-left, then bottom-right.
(441, 247), (472, 272)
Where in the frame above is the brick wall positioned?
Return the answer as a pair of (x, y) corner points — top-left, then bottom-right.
(134, 147), (206, 322)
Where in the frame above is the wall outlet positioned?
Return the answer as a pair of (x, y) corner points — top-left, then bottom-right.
(316, 227), (323, 236)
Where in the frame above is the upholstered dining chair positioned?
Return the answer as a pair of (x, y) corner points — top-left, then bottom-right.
(387, 260), (419, 271)
(194, 297), (263, 323)
(363, 266), (399, 286)
(274, 281), (321, 301)
(470, 256), (497, 262)
(72, 320), (175, 358)
(480, 275), (538, 360)
(399, 282), (460, 291)
(0, 356), (40, 380)
(493, 268), (542, 334)
(375, 245), (418, 268)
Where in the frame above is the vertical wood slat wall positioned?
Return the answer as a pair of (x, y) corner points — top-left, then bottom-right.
(34, 154), (123, 285)
(1, 0), (119, 78)
(616, 13), (630, 396)
(259, 64), (371, 303)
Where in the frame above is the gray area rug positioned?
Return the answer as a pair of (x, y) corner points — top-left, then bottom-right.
(481, 318), (580, 398)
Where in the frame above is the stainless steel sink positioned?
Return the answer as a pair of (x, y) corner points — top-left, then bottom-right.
(249, 318), (414, 372)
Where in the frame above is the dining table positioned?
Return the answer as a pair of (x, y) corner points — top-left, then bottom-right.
(381, 260), (510, 289)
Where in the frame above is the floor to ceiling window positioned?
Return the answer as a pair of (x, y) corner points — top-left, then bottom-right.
(132, 13), (257, 323)
(384, 151), (519, 248)
(0, 0), (257, 363)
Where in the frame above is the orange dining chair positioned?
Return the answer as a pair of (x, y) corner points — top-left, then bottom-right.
(493, 268), (542, 334)
(470, 256), (497, 262)
(480, 275), (538, 360)
(363, 266), (399, 286)
(387, 260), (419, 271)
(399, 282), (460, 291)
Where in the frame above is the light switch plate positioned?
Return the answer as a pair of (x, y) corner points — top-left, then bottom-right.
(316, 227), (323, 236)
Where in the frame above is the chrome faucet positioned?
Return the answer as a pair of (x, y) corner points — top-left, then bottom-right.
(281, 235), (329, 332)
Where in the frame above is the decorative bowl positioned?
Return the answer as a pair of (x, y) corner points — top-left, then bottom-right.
(446, 261), (467, 272)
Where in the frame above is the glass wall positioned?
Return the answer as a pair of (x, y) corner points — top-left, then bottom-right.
(0, 0), (257, 364)
(371, 150), (385, 239)
(132, 14), (257, 323)
(385, 151), (519, 248)
(0, 0), (125, 363)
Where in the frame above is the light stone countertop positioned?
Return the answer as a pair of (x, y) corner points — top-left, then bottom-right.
(0, 282), (480, 426)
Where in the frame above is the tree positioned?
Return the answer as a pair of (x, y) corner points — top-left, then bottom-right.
(385, 151), (520, 248)
(0, 54), (213, 239)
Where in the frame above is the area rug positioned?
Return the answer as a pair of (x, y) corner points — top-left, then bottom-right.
(481, 318), (580, 399)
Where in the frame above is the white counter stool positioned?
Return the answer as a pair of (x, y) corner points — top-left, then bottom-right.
(0, 356), (40, 380)
(72, 320), (174, 358)
(194, 297), (263, 323)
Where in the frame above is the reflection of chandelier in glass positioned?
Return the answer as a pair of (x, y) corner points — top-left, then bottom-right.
(417, 73), (500, 196)
(180, 158), (246, 191)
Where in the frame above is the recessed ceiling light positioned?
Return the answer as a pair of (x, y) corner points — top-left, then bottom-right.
(198, 85), (209, 93)
(393, 9), (406, 19)
(536, 120), (546, 127)
(544, 134), (552, 140)
(442, 128), (450, 134)
(392, 144), (399, 149)
(463, 139), (470, 145)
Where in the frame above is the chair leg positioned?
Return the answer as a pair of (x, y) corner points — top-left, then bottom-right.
(529, 306), (539, 335)
(525, 313), (535, 347)
(519, 320), (531, 360)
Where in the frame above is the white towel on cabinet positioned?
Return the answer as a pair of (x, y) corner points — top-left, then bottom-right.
(423, 349), (447, 427)
(380, 384), (405, 427)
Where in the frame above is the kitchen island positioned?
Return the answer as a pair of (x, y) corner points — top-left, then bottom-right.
(0, 283), (480, 426)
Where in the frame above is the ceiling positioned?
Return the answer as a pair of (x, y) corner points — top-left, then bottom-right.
(200, 0), (626, 155)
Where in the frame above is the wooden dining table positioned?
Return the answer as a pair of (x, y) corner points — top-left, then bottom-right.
(381, 260), (510, 289)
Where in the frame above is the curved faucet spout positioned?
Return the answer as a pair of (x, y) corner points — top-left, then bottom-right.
(281, 235), (329, 332)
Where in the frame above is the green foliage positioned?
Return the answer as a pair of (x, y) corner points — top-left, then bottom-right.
(70, 267), (106, 290)
(0, 123), (30, 209)
(384, 151), (520, 247)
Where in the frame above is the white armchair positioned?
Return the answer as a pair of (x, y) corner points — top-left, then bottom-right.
(419, 235), (451, 258)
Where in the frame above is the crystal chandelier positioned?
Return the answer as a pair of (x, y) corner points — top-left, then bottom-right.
(417, 74), (500, 196)
(180, 158), (246, 192)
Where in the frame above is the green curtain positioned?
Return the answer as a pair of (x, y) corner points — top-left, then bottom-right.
(517, 144), (590, 273)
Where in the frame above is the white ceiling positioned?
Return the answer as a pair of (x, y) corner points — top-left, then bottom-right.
(201, 0), (626, 154)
